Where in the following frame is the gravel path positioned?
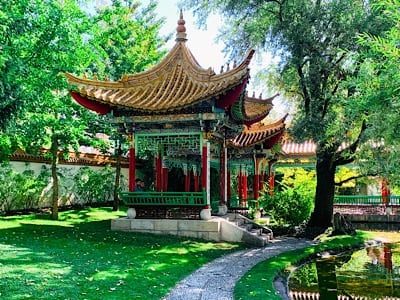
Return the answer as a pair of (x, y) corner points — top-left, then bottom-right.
(162, 237), (314, 300)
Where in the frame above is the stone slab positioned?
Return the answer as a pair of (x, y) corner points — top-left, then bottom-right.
(111, 216), (256, 245)
(111, 218), (131, 230)
(130, 219), (156, 230)
(154, 219), (179, 231)
(178, 219), (220, 232)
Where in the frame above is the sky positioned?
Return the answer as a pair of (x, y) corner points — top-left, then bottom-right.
(127, 0), (285, 117)
(151, 1), (286, 116)
(153, 1), (226, 71)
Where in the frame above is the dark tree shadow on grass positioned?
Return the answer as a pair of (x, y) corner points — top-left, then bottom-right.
(0, 209), (242, 299)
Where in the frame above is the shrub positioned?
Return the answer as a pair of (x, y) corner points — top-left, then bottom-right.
(259, 167), (315, 225)
(262, 188), (314, 225)
(73, 166), (115, 205)
(0, 163), (50, 213)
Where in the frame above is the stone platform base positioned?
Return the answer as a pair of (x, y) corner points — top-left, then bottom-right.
(111, 217), (221, 241)
(111, 215), (268, 246)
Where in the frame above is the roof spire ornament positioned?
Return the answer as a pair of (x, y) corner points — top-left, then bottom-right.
(176, 9), (187, 42)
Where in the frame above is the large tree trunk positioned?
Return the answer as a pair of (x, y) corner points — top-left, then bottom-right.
(307, 150), (336, 233)
(51, 135), (59, 220)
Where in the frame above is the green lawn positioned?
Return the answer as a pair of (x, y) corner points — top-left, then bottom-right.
(0, 207), (244, 300)
(2, 208), (395, 300)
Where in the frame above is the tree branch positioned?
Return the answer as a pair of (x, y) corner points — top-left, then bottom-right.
(297, 65), (311, 115)
(334, 120), (367, 166)
(335, 172), (378, 186)
(321, 81), (339, 119)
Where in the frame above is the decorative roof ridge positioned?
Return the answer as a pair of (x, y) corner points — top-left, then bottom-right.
(219, 49), (255, 76)
(65, 42), (212, 87)
(245, 114), (288, 132)
(245, 92), (279, 104)
(66, 45), (255, 89)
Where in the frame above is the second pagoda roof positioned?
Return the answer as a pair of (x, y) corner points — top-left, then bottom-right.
(229, 115), (287, 149)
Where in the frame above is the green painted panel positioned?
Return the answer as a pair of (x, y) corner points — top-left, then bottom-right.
(120, 191), (207, 206)
(135, 133), (202, 157)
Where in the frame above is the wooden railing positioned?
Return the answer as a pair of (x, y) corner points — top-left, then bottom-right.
(334, 195), (400, 217)
(120, 191), (207, 207)
(334, 195), (400, 205)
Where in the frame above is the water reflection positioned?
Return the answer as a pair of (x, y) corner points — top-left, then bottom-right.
(288, 242), (400, 299)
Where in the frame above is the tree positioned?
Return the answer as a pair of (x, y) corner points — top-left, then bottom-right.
(1, 0), (167, 219)
(0, 0), (33, 130)
(91, 0), (166, 80)
(2, 0), (109, 220)
(183, 0), (391, 234)
(349, 0), (400, 187)
(90, 0), (166, 210)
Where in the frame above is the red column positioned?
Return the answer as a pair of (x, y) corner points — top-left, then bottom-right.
(184, 165), (190, 192)
(381, 178), (390, 205)
(193, 166), (199, 192)
(162, 162), (168, 192)
(269, 171), (275, 196)
(243, 170), (248, 200)
(155, 156), (161, 191)
(128, 136), (136, 192)
(202, 146), (207, 190)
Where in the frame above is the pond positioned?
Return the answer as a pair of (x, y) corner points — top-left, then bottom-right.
(288, 241), (400, 300)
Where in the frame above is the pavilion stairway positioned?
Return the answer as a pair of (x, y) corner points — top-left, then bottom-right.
(219, 213), (273, 246)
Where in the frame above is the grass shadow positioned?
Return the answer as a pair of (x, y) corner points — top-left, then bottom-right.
(0, 207), (243, 299)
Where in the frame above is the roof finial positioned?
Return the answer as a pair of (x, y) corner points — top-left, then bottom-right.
(176, 9), (187, 42)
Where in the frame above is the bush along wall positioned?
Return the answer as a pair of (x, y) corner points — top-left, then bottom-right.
(0, 163), (50, 213)
(0, 162), (126, 214)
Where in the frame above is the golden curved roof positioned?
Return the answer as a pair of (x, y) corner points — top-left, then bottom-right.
(243, 93), (275, 120)
(65, 12), (254, 114)
(232, 93), (278, 126)
(229, 115), (287, 148)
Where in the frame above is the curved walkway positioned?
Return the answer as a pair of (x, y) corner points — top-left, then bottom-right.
(163, 237), (314, 300)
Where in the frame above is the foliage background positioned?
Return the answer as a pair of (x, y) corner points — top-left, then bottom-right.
(0, 162), (126, 214)
(259, 167), (316, 225)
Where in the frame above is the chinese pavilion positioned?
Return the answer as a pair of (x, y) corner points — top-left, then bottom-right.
(66, 11), (286, 219)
